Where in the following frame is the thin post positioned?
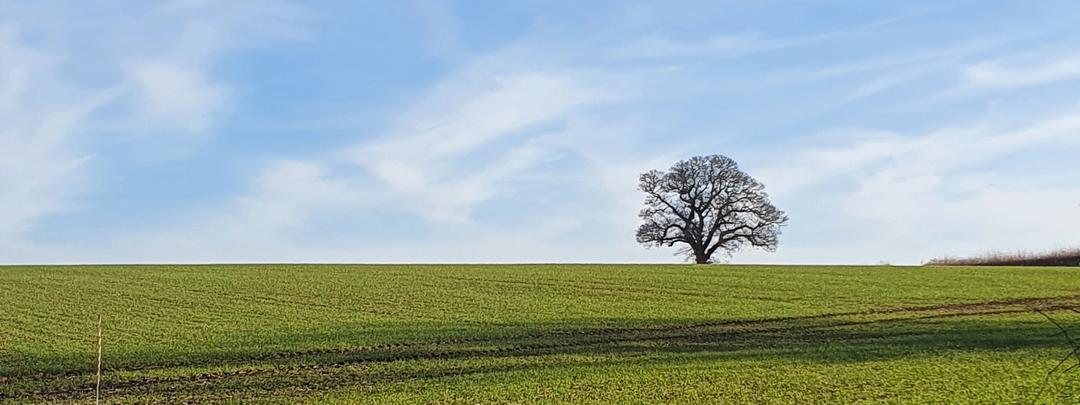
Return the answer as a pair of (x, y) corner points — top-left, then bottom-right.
(96, 315), (103, 405)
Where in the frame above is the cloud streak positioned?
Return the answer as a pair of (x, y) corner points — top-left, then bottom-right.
(348, 69), (611, 222)
(0, 2), (307, 247)
(4, 1), (1080, 265)
(0, 27), (118, 242)
(749, 109), (1080, 264)
(966, 53), (1080, 88)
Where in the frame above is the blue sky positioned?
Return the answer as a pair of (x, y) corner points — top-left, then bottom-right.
(3, 0), (1080, 264)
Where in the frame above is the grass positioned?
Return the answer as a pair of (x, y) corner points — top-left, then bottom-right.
(1, 264), (1078, 403)
(928, 247), (1080, 266)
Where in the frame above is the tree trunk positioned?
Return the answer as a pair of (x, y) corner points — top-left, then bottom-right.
(694, 250), (710, 264)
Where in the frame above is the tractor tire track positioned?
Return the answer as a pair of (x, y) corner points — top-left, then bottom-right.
(6, 294), (1078, 401)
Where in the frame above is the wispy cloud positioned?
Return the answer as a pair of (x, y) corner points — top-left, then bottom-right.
(966, 53), (1080, 88)
(83, 159), (370, 263)
(762, 110), (1080, 195)
(611, 13), (917, 60)
(115, 1), (308, 137)
(348, 68), (611, 222)
(5, 1), (1080, 265)
(0, 2), (307, 245)
(90, 38), (680, 262)
(612, 33), (795, 59)
(124, 60), (230, 133)
(0, 26), (118, 242)
(750, 109), (1080, 264)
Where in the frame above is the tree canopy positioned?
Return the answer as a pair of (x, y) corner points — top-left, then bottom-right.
(636, 155), (788, 264)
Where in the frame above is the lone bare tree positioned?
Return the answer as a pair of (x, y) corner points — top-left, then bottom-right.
(636, 155), (788, 264)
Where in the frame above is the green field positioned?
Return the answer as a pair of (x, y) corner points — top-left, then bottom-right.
(2, 264), (1079, 403)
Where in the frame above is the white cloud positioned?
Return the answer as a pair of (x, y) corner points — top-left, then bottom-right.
(612, 14), (913, 60)
(966, 54), (1080, 88)
(764, 112), (1080, 195)
(0, 2), (307, 249)
(0, 27), (118, 242)
(93, 151), (680, 264)
(8, 2), (1079, 266)
(159, 0), (310, 45)
(92, 159), (370, 263)
(125, 60), (229, 133)
(85, 45), (677, 263)
(348, 70), (611, 222)
(234, 160), (362, 232)
(612, 33), (792, 59)
(114, 1), (306, 136)
(749, 109), (1080, 264)
(206, 160), (362, 237)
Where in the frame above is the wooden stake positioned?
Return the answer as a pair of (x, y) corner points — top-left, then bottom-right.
(96, 315), (102, 405)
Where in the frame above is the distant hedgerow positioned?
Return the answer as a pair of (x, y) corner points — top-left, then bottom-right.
(927, 248), (1080, 267)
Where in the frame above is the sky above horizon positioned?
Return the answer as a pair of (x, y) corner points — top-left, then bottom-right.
(3, 0), (1080, 265)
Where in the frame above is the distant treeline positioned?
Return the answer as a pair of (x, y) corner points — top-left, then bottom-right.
(927, 248), (1080, 267)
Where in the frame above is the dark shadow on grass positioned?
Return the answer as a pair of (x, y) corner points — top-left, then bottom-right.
(5, 295), (1079, 401)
